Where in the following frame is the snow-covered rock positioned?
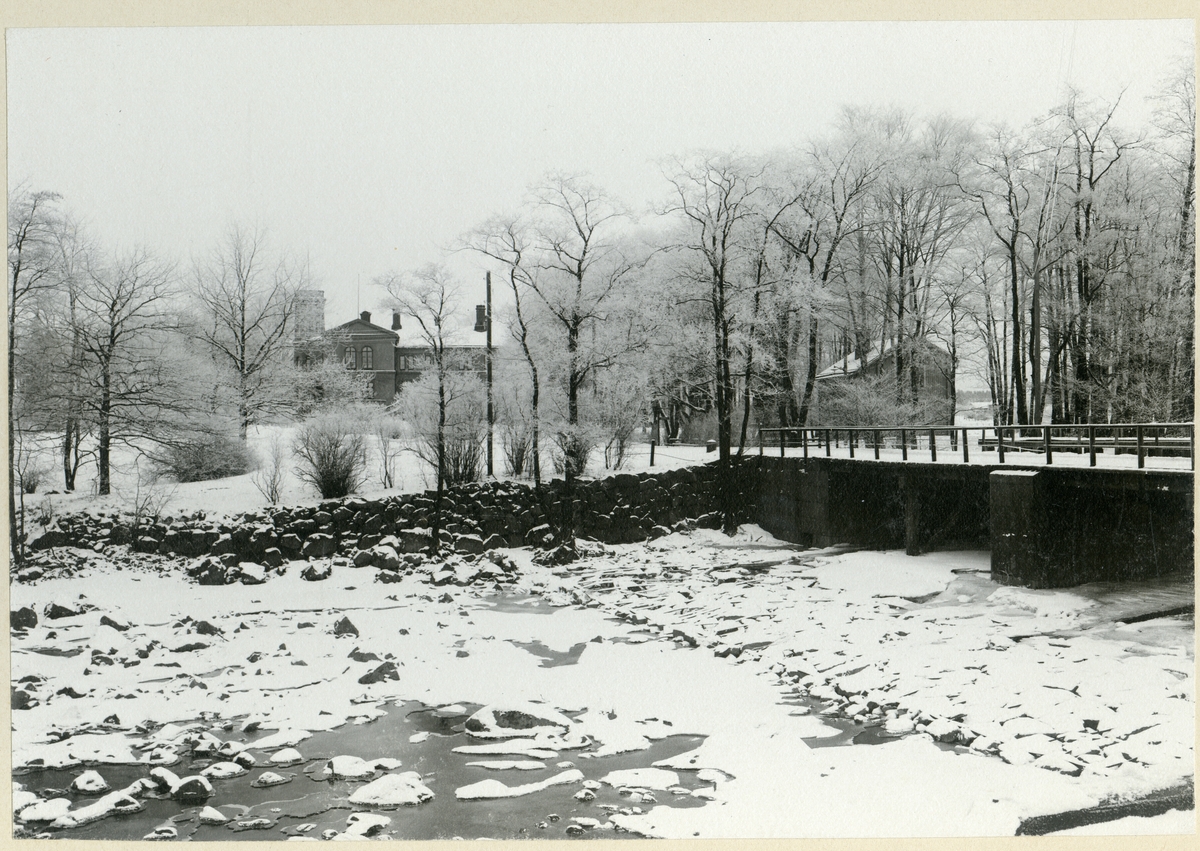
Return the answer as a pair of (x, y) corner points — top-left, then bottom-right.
(347, 772), (435, 807)
(17, 797), (72, 823)
(52, 789), (144, 828)
(198, 806), (228, 825)
(201, 761), (248, 779)
(464, 703), (574, 739)
(69, 770), (111, 795)
(465, 760), (547, 771)
(455, 769), (584, 800)
(270, 747), (305, 766)
(600, 768), (680, 790)
(251, 771), (293, 788)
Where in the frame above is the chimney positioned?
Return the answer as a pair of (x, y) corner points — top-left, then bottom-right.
(391, 312), (401, 331)
(360, 310), (371, 323)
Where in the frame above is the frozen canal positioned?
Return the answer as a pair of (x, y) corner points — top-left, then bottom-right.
(10, 526), (1195, 839)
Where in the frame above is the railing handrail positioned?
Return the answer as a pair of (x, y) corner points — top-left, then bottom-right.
(754, 422), (1194, 470)
(758, 422), (1194, 433)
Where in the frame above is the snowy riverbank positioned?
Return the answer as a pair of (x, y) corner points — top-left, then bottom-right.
(10, 526), (1195, 838)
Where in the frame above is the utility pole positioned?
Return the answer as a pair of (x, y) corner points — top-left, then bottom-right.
(475, 272), (494, 478)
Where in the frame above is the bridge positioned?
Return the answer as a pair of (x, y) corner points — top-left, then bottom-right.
(746, 422), (1194, 589)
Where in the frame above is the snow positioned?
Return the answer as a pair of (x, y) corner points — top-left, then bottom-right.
(347, 772), (434, 807)
(454, 769), (585, 800)
(8, 514), (1192, 838)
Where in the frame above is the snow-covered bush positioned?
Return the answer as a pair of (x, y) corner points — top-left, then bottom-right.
(395, 371), (486, 486)
(158, 426), (255, 483)
(293, 414), (367, 498)
(252, 430), (287, 504)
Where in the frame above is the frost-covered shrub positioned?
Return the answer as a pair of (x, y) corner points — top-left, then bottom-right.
(159, 428), (255, 483)
(293, 414), (366, 499)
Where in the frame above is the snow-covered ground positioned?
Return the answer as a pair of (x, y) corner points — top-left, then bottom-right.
(16, 425), (714, 521)
(10, 523), (1194, 839)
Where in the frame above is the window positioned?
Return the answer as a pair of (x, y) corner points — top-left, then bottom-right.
(344, 347), (357, 369)
(361, 346), (373, 369)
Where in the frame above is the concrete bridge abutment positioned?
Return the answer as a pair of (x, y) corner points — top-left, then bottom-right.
(741, 456), (1193, 588)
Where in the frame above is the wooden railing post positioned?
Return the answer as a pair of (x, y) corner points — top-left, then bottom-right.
(900, 428), (908, 461)
(929, 428), (937, 462)
(802, 428), (809, 459)
(1137, 425), (1144, 469)
(998, 427), (1005, 463)
(1088, 425), (1096, 467)
(962, 427), (969, 463)
(1044, 426), (1052, 465)
(825, 429), (831, 457)
(873, 429), (880, 460)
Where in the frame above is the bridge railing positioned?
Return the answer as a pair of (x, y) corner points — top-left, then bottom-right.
(757, 422), (1195, 470)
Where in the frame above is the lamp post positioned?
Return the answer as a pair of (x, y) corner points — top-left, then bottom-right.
(474, 272), (494, 478)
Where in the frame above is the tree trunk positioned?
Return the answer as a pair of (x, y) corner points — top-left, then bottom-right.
(795, 312), (819, 427)
(98, 360), (112, 496)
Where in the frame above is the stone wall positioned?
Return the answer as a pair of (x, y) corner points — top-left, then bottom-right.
(31, 462), (750, 563)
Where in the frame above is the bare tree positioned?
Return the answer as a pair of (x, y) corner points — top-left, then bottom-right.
(193, 225), (304, 439)
(8, 188), (62, 558)
(378, 264), (464, 555)
(75, 249), (183, 495)
(464, 214), (545, 488)
(663, 154), (764, 533)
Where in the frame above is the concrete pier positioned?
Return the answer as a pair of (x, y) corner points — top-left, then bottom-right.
(742, 456), (1193, 588)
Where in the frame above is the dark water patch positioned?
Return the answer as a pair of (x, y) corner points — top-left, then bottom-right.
(14, 701), (710, 841)
(473, 594), (561, 615)
(510, 640), (590, 667)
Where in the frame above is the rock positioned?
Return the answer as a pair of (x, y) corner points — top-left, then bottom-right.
(260, 547), (285, 568)
(197, 806), (228, 825)
(250, 771), (292, 788)
(344, 812), (392, 837)
(11, 606), (38, 629)
(201, 761), (248, 779)
(333, 616), (359, 637)
(301, 534), (336, 559)
(233, 751), (257, 768)
(465, 760), (547, 771)
(464, 703), (574, 739)
(300, 563), (332, 582)
(923, 717), (961, 743)
(51, 790), (143, 828)
(69, 770), (110, 795)
(18, 797), (71, 823)
(454, 769), (584, 801)
(171, 775), (214, 802)
(574, 788), (596, 801)
(269, 748), (304, 766)
(44, 602), (88, 620)
(237, 563), (268, 585)
(323, 755), (377, 780)
(143, 824), (177, 841)
(358, 661), (400, 684)
(192, 620), (223, 636)
(601, 768), (680, 790)
(98, 614), (129, 632)
(347, 772), (435, 807)
(454, 534), (485, 554)
(348, 647), (380, 663)
(481, 533), (507, 551)
(352, 550), (376, 568)
(883, 716), (916, 736)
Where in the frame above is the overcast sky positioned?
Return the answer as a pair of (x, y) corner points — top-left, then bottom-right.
(7, 20), (1194, 331)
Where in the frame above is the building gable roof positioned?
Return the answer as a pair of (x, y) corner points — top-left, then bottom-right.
(816, 337), (950, 381)
(326, 317), (399, 342)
